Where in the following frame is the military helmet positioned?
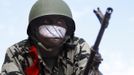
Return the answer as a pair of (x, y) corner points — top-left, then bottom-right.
(28, 0), (75, 36)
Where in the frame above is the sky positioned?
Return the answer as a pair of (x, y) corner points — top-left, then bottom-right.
(0, 0), (134, 75)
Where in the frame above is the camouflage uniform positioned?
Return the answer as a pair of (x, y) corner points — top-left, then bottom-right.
(1, 37), (102, 75)
(1, 0), (102, 74)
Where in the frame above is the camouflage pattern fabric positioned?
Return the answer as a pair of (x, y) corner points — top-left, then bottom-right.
(1, 37), (102, 75)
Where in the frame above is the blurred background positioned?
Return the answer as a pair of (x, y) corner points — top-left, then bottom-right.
(0, 0), (134, 75)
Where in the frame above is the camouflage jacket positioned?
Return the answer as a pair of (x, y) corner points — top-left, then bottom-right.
(1, 37), (102, 75)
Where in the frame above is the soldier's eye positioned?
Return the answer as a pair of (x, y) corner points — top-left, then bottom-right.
(56, 19), (67, 28)
(43, 18), (51, 24)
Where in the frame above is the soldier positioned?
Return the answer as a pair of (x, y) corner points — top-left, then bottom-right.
(1, 0), (102, 75)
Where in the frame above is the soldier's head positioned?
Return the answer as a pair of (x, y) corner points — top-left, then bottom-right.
(27, 0), (75, 57)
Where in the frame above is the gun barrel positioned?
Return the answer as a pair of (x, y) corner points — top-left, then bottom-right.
(83, 7), (113, 75)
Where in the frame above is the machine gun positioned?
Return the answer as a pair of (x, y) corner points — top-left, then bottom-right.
(83, 7), (113, 75)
